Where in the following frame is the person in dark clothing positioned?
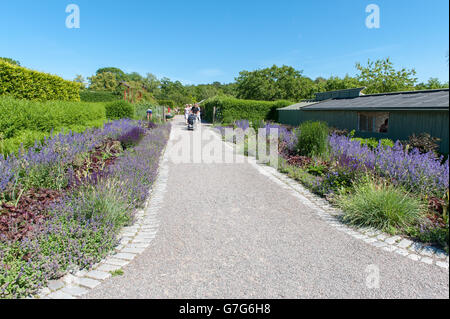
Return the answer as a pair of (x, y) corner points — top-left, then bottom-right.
(379, 119), (389, 133)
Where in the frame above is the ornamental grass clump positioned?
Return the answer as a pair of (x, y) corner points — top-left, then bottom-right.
(295, 121), (329, 157)
(337, 180), (425, 234)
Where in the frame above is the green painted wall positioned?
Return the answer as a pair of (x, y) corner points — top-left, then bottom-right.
(278, 109), (449, 154)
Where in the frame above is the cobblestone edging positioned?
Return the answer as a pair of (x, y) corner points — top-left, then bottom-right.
(217, 131), (449, 270)
(35, 132), (172, 299)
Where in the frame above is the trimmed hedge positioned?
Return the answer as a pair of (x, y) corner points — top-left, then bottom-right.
(80, 90), (120, 102)
(202, 96), (292, 124)
(105, 101), (135, 120)
(0, 61), (80, 101)
(0, 96), (106, 155)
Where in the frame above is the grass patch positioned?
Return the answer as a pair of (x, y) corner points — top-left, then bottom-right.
(336, 180), (425, 234)
(110, 269), (124, 277)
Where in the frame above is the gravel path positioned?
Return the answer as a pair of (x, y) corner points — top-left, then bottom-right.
(84, 116), (449, 299)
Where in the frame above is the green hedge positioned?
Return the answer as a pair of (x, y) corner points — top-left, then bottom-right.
(0, 96), (106, 155)
(80, 90), (120, 102)
(105, 101), (135, 120)
(201, 96), (292, 124)
(0, 61), (80, 101)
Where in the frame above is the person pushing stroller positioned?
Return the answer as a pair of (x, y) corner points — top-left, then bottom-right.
(187, 104), (200, 130)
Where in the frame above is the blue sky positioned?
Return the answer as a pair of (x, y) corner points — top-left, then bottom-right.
(1, 0), (448, 85)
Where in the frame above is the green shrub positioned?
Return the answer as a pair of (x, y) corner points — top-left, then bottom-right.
(337, 181), (425, 234)
(105, 101), (135, 120)
(0, 96), (106, 155)
(352, 137), (394, 149)
(202, 96), (291, 124)
(295, 121), (329, 157)
(80, 90), (120, 102)
(0, 130), (48, 155)
(0, 61), (80, 101)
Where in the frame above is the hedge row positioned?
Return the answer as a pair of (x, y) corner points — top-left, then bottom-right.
(0, 61), (80, 101)
(80, 90), (121, 102)
(105, 101), (135, 120)
(0, 96), (106, 155)
(201, 96), (292, 124)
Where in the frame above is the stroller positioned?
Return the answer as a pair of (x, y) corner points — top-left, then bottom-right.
(187, 113), (197, 130)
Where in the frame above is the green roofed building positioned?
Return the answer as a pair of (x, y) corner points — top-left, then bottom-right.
(278, 88), (449, 154)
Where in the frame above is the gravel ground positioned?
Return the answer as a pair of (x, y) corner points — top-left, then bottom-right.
(84, 116), (449, 299)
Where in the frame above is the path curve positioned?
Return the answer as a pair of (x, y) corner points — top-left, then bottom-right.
(84, 116), (449, 299)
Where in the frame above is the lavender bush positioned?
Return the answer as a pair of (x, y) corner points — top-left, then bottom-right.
(329, 134), (449, 198)
(0, 121), (171, 299)
(0, 119), (143, 196)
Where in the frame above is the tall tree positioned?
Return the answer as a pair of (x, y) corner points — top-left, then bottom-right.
(96, 67), (127, 82)
(88, 72), (120, 92)
(73, 74), (86, 88)
(356, 58), (417, 94)
(415, 78), (449, 90)
(235, 65), (309, 101)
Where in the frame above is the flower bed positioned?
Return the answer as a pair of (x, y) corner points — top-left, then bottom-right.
(0, 120), (170, 298)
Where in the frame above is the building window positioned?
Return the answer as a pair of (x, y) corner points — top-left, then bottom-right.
(358, 112), (389, 133)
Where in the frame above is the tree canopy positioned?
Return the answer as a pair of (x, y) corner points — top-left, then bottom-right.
(78, 57), (448, 106)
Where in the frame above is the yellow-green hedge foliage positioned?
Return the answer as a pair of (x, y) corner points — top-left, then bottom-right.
(0, 61), (80, 101)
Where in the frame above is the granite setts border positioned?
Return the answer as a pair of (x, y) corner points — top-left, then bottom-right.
(217, 130), (449, 270)
(34, 130), (172, 299)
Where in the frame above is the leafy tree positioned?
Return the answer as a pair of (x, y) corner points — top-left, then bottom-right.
(0, 57), (20, 66)
(356, 58), (417, 94)
(235, 65), (308, 101)
(143, 73), (161, 95)
(74, 74), (86, 88)
(96, 67), (127, 81)
(415, 78), (449, 90)
(322, 75), (361, 92)
(88, 72), (120, 92)
(157, 78), (193, 105)
(127, 72), (144, 82)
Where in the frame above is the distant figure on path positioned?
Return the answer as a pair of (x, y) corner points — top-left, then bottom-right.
(196, 104), (201, 124)
(184, 104), (191, 124)
(191, 104), (200, 124)
(147, 108), (153, 121)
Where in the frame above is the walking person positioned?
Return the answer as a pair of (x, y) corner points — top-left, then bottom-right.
(191, 104), (199, 124)
(196, 104), (201, 124)
(184, 104), (191, 124)
(146, 108), (153, 121)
